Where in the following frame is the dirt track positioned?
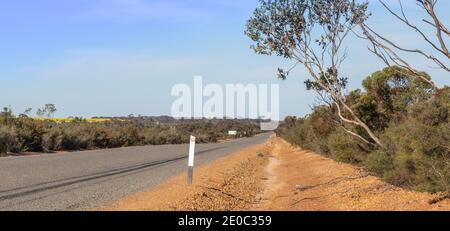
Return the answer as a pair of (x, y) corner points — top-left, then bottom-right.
(101, 136), (450, 211)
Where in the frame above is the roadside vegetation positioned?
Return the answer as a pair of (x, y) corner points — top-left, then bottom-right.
(247, 0), (450, 195)
(276, 67), (449, 193)
(0, 108), (261, 156)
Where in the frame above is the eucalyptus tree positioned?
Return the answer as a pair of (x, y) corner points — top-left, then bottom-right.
(24, 108), (32, 116)
(36, 104), (57, 118)
(36, 108), (45, 117)
(360, 0), (449, 89)
(245, 0), (382, 146)
(44, 104), (57, 118)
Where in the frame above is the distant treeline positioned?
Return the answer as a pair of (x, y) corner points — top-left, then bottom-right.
(0, 114), (261, 156)
(277, 67), (450, 194)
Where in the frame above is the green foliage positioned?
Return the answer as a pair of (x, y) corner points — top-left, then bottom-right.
(364, 149), (394, 176)
(58, 126), (92, 150)
(0, 126), (18, 155)
(352, 67), (434, 132)
(245, 0), (368, 89)
(280, 106), (336, 155)
(42, 128), (62, 152)
(352, 91), (389, 132)
(36, 104), (57, 118)
(410, 91), (449, 126)
(277, 67), (450, 193)
(282, 120), (317, 151)
(0, 107), (13, 126)
(377, 119), (450, 192)
(245, 0), (368, 59)
(327, 129), (366, 164)
(13, 117), (45, 152)
(362, 67), (433, 112)
(0, 111), (261, 154)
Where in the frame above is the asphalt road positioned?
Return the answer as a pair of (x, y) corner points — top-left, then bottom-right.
(0, 133), (270, 211)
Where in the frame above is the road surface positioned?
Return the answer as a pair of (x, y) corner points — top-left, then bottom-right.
(0, 133), (270, 211)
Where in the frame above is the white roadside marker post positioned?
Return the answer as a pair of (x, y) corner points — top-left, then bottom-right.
(187, 135), (196, 185)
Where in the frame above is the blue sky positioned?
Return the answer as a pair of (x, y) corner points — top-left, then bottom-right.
(0, 0), (449, 118)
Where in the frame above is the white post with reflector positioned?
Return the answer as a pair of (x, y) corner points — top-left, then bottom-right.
(187, 135), (196, 185)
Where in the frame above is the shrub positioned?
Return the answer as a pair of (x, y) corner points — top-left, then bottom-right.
(352, 92), (390, 132)
(42, 128), (62, 152)
(410, 96), (448, 126)
(59, 126), (91, 150)
(377, 119), (450, 192)
(364, 149), (394, 176)
(0, 126), (18, 155)
(327, 129), (367, 164)
(90, 126), (118, 149)
(13, 118), (45, 152)
(279, 107), (336, 155)
(1, 111), (261, 154)
(276, 68), (449, 194)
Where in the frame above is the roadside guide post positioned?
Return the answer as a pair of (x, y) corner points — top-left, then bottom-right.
(187, 135), (196, 185)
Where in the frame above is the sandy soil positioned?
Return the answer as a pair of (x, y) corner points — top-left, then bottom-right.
(256, 138), (450, 211)
(100, 136), (450, 211)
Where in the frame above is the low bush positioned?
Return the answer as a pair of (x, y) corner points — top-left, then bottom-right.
(327, 130), (367, 164)
(276, 67), (450, 193)
(0, 115), (261, 154)
(0, 126), (18, 155)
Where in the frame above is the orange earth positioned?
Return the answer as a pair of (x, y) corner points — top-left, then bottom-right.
(100, 136), (450, 211)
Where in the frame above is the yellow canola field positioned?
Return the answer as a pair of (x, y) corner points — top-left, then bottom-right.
(32, 118), (111, 123)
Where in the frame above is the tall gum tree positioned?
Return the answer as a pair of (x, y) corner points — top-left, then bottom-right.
(360, 0), (449, 89)
(245, 0), (383, 146)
